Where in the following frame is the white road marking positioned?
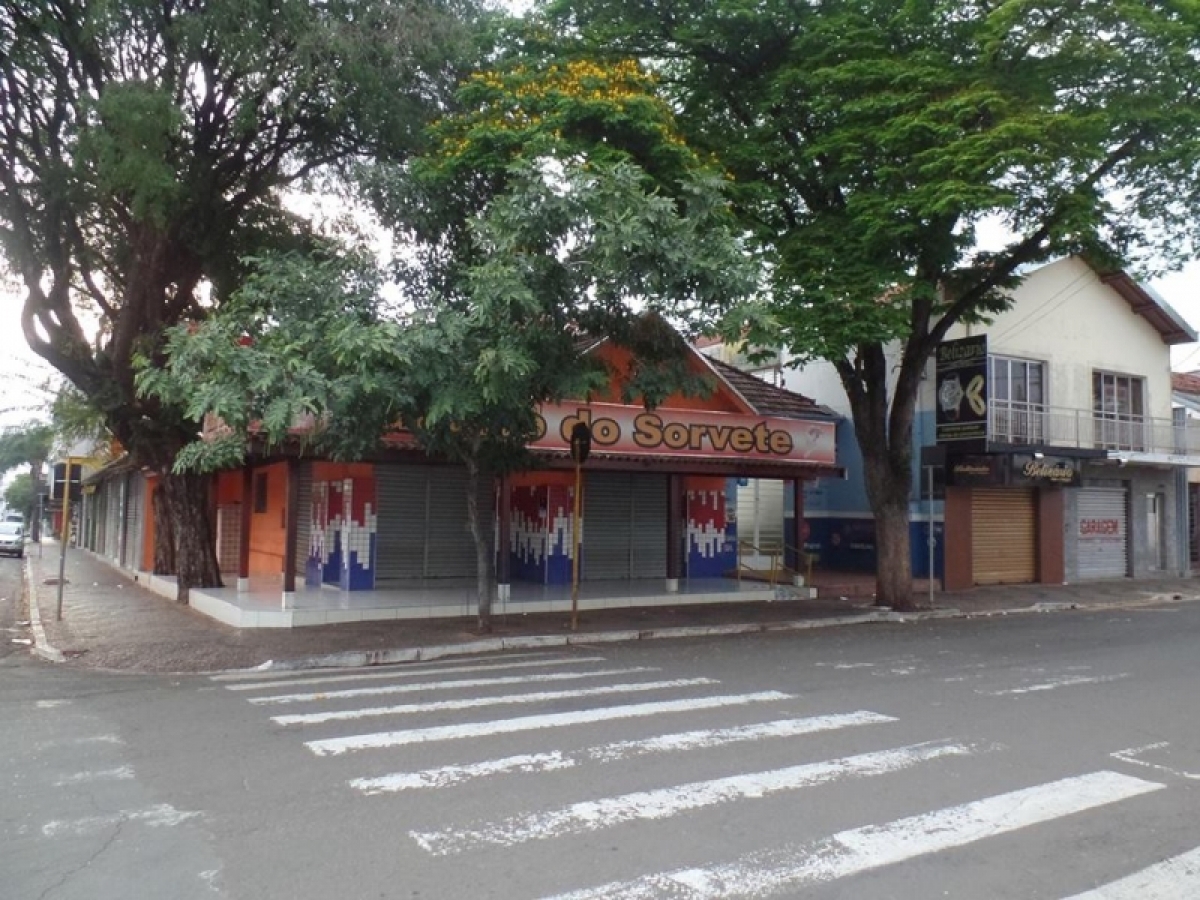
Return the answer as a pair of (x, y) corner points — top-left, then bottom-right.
(354, 752), (574, 793)
(544, 771), (1163, 899)
(351, 711), (897, 794)
(273, 678), (719, 726)
(54, 766), (135, 786)
(250, 667), (656, 705)
(306, 691), (791, 756)
(1061, 845), (1200, 899)
(220, 656), (607, 691)
(209, 651), (558, 682)
(411, 740), (978, 855)
(1111, 742), (1200, 781)
(36, 699), (73, 708)
(42, 804), (202, 837)
(980, 674), (1128, 696)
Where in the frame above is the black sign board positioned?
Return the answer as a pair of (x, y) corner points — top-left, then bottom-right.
(1011, 453), (1081, 487)
(50, 462), (82, 502)
(946, 454), (1005, 487)
(935, 335), (988, 445)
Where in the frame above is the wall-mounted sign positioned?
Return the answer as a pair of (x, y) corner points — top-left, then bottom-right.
(946, 454), (1005, 486)
(935, 335), (988, 445)
(531, 403), (837, 466)
(1012, 454), (1081, 487)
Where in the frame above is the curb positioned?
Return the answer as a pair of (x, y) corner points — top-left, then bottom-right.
(24, 555), (65, 664)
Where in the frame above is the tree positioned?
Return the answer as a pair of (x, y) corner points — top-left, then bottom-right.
(0, 422), (54, 540)
(547, 0), (1200, 608)
(0, 0), (480, 600)
(141, 56), (751, 630)
(4, 472), (36, 523)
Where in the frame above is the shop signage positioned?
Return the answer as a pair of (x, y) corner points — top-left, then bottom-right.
(935, 335), (988, 445)
(531, 403), (837, 465)
(1012, 454), (1081, 486)
(946, 455), (1005, 486)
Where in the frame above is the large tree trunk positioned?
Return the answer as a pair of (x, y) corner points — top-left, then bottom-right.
(464, 456), (496, 633)
(152, 483), (177, 576)
(154, 470), (222, 604)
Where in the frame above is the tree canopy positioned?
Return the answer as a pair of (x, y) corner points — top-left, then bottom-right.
(546, 0), (1200, 606)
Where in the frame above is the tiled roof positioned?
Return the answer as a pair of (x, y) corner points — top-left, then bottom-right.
(1171, 371), (1200, 396)
(703, 356), (837, 420)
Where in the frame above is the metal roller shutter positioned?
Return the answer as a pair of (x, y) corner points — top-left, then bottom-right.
(583, 472), (632, 579)
(583, 473), (667, 580)
(375, 465), (489, 581)
(376, 466), (428, 581)
(293, 463), (312, 578)
(971, 488), (1037, 585)
(103, 480), (121, 560)
(123, 475), (143, 569)
(631, 475), (668, 578)
(1076, 487), (1128, 579)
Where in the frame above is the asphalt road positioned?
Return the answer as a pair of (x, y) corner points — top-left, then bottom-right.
(4, 587), (1200, 899)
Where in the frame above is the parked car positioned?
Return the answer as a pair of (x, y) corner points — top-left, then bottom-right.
(0, 521), (24, 558)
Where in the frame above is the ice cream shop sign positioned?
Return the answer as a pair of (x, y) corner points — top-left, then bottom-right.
(531, 403), (836, 465)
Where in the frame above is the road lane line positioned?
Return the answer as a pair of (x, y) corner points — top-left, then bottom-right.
(251, 667), (657, 705)
(53, 766), (135, 786)
(273, 678), (719, 726)
(352, 711), (897, 794)
(305, 691), (792, 756)
(411, 740), (978, 855)
(220, 656), (608, 691)
(979, 674), (1127, 696)
(42, 804), (202, 837)
(544, 771), (1164, 899)
(1061, 845), (1200, 898)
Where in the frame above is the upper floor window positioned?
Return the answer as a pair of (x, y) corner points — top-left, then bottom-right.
(990, 356), (1046, 443)
(1093, 371), (1145, 450)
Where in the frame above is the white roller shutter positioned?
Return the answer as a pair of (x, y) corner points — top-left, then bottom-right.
(972, 489), (1037, 585)
(1076, 487), (1128, 580)
(123, 475), (144, 570)
(736, 478), (784, 556)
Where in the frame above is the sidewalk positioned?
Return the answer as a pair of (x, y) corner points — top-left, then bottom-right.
(22, 540), (1200, 674)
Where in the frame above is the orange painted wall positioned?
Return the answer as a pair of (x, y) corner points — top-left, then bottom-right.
(586, 343), (748, 413)
(313, 462), (373, 481)
(249, 462), (288, 576)
(140, 476), (158, 572)
(215, 470), (243, 504)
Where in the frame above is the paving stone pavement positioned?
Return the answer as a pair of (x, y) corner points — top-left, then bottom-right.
(19, 539), (1200, 674)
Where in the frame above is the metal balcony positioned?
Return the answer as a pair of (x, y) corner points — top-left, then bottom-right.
(987, 400), (1200, 461)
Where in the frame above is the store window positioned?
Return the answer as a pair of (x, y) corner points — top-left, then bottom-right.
(989, 356), (1046, 443)
(1093, 371), (1146, 450)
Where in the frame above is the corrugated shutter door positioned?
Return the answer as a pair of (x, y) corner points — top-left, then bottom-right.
(425, 467), (483, 578)
(293, 463), (312, 578)
(1077, 487), (1128, 579)
(123, 476), (143, 569)
(584, 472), (634, 580)
(631, 475), (668, 578)
(376, 466), (428, 582)
(104, 481), (121, 560)
(972, 489), (1037, 585)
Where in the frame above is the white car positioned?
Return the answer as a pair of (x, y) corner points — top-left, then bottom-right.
(0, 521), (24, 558)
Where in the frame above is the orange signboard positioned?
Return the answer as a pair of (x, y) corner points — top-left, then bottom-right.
(532, 403), (836, 466)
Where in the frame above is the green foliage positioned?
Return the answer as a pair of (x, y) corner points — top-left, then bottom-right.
(3, 472), (36, 519)
(0, 423), (54, 478)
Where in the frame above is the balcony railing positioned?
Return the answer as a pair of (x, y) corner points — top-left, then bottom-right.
(987, 400), (1200, 458)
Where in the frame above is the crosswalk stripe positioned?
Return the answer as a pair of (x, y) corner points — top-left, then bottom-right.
(351, 711), (897, 794)
(250, 667), (658, 705)
(1061, 846), (1200, 899)
(543, 770), (1164, 899)
(305, 691), (792, 756)
(410, 739), (978, 855)
(273, 678), (720, 727)
(980, 675), (1128, 697)
(219, 656), (608, 692)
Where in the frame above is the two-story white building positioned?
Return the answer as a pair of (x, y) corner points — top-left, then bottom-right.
(707, 256), (1200, 590)
(935, 256), (1197, 589)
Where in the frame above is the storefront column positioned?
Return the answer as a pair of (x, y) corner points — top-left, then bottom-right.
(497, 474), (512, 603)
(238, 467), (253, 591)
(790, 478), (805, 577)
(1038, 488), (1065, 584)
(943, 487), (974, 591)
(282, 459), (299, 608)
(666, 474), (682, 592)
